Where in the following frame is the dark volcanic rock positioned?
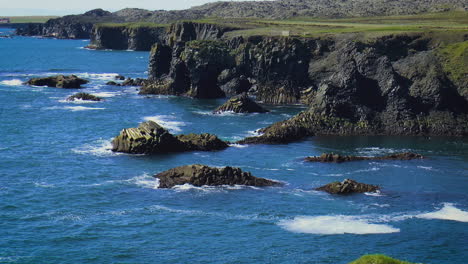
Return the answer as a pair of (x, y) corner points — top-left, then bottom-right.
(155, 164), (280, 188)
(26, 75), (88, 88)
(214, 94), (269, 114)
(305, 152), (424, 163)
(111, 121), (228, 154)
(316, 179), (380, 194)
(106, 78), (147, 86)
(66, 92), (102, 101)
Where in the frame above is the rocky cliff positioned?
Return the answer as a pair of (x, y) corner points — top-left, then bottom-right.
(88, 24), (167, 51)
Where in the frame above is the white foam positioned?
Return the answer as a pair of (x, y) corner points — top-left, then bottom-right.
(278, 215), (400, 235)
(355, 147), (411, 156)
(364, 190), (384, 197)
(59, 98), (98, 104)
(125, 174), (160, 189)
(45, 106), (105, 111)
(0, 79), (23, 86)
(34, 182), (55, 188)
(229, 143), (248, 148)
(143, 115), (186, 133)
(417, 203), (468, 222)
(417, 166), (435, 171)
(79, 73), (118, 80)
(71, 139), (119, 157)
(91, 92), (119, 98)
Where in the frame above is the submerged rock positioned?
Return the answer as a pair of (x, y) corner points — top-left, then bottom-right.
(213, 93), (269, 114)
(106, 78), (146, 86)
(26, 75), (88, 88)
(316, 179), (379, 194)
(155, 164), (280, 188)
(305, 152), (424, 163)
(111, 121), (228, 154)
(66, 92), (102, 102)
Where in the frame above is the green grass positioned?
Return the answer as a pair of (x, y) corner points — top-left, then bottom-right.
(188, 11), (468, 38)
(349, 254), (419, 264)
(5, 16), (58, 23)
(437, 40), (468, 82)
(95, 22), (168, 29)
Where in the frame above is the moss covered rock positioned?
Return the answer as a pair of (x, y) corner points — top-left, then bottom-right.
(349, 254), (418, 264)
(316, 179), (380, 194)
(26, 75), (88, 88)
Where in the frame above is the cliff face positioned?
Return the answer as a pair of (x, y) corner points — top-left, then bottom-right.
(89, 25), (167, 51)
(142, 29), (468, 136)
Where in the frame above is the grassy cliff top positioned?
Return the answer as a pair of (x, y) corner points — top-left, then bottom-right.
(95, 22), (168, 29)
(211, 11), (468, 38)
(5, 16), (58, 23)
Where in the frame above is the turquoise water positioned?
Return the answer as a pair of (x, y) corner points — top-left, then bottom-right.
(0, 28), (467, 264)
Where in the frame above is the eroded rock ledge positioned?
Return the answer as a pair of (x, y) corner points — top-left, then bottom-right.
(26, 75), (88, 88)
(155, 164), (280, 188)
(305, 152), (424, 163)
(316, 179), (380, 194)
(111, 121), (228, 154)
(214, 94), (268, 114)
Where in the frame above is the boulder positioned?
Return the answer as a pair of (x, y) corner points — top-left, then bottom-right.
(305, 152), (424, 163)
(214, 93), (269, 114)
(26, 75), (88, 88)
(155, 164), (280, 188)
(106, 78), (147, 86)
(115, 75), (125, 80)
(316, 179), (379, 194)
(111, 121), (229, 154)
(66, 92), (102, 101)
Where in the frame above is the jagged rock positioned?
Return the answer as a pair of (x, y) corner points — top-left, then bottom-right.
(111, 121), (228, 154)
(305, 152), (424, 163)
(155, 164), (280, 188)
(106, 78), (147, 86)
(66, 92), (102, 101)
(316, 179), (380, 194)
(115, 75), (125, 80)
(176, 134), (229, 151)
(26, 75), (88, 88)
(214, 94), (269, 114)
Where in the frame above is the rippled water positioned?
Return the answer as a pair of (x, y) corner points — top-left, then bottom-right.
(0, 28), (467, 264)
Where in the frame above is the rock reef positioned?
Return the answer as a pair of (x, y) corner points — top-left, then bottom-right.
(214, 94), (268, 114)
(305, 152), (424, 163)
(155, 164), (280, 188)
(111, 121), (228, 154)
(26, 75), (88, 88)
(316, 179), (380, 194)
(66, 92), (102, 101)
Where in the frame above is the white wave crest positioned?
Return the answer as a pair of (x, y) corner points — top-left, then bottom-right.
(229, 143), (248, 148)
(278, 215), (400, 235)
(79, 73), (118, 80)
(143, 115), (186, 133)
(125, 174), (160, 189)
(91, 92), (120, 98)
(44, 106), (105, 111)
(364, 190), (384, 197)
(0, 79), (23, 86)
(71, 139), (119, 157)
(417, 203), (468, 222)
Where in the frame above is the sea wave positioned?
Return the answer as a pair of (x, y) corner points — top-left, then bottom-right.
(124, 174), (160, 189)
(0, 79), (23, 86)
(278, 215), (400, 235)
(71, 139), (119, 157)
(417, 203), (468, 222)
(143, 115), (187, 133)
(44, 106), (105, 111)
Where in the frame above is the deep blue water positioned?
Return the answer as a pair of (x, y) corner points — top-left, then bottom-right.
(0, 28), (467, 264)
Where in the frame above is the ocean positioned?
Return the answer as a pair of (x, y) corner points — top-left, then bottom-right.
(0, 28), (467, 264)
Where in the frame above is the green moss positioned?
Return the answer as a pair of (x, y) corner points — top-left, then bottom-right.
(349, 254), (419, 264)
(436, 40), (468, 82)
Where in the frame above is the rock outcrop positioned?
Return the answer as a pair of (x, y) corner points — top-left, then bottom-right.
(214, 94), (269, 114)
(66, 92), (102, 101)
(155, 164), (280, 188)
(316, 179), (380, 194)
(106, 78), (147, 86)
(111, 121), (228, 154)
(26, 75), (88, 88)
(305, 152), (424, 163)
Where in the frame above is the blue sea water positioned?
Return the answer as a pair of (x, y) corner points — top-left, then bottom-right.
(0, 28), (467, 264)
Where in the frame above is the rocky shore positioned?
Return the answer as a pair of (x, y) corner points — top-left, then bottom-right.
(316, 179), (380, 194)
(306, 152), (424, 163)
(155, 164), (280, 188)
